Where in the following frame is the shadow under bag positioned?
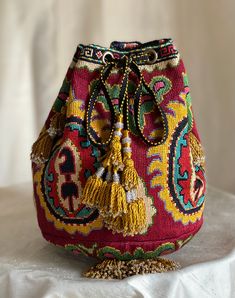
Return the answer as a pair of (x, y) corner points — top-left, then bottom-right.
(31, 38), (206, 279)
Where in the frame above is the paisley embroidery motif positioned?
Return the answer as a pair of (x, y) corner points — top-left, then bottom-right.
(34, 138), (104, 235)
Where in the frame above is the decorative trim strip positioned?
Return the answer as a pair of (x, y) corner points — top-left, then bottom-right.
(76, 41), (179, 65)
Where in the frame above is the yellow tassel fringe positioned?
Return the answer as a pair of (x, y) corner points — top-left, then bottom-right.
(124, 197), (147, 234)
(109, 181), (127, 217)
(104, 197), (147, 236)
(31, 108), (66, 164)
(81, 175), (103, 207)
(98, 176), (128, 218)
(97, 181), (111, 212)
(83, 258), (180, 279)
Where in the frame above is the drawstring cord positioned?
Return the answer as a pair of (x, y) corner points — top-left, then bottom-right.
(85, 54), (167, 147)
(81, 53), (166, 236)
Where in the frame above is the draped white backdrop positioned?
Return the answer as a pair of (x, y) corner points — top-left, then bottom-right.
(0, 0), (235, 193)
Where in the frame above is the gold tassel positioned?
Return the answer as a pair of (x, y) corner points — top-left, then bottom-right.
(122, 159), (139, 190)
(104, 215), (123, 234)
(103, 128), (147, 236)
(101, 113), (124, 171)
(98, 181), (111, 212)
(99, 126), (148, 236)
(97, 168), (112, 213)
(81, 114), (127, 217)
(104, 196), (147, 236)
(102, 138), (123, 170)
(123, 197), (147, 235)
(50, 106), (66, 135)
(81, 167), (105, 207)
(83, 258), (180, 279)
(189, 132), (206, 169)
(31, 128), (54, 164)
(98, 170), (128, 217)
(31, 107), (66, 165)
(100, 115), (126, 216)
(121, 130), (139, 190)
(108, 170), (127, 217)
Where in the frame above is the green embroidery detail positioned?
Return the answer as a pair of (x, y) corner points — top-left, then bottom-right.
(176, 234), (194, 248)
(149, 76), (172, 103)
(53, 98), (65, 112)
(139, 178), (157, 236)
(91, 145), (100, 170)
(65, 122), (100, 173)
(128, 109), (137, 134)
(183, 73), (193, 130)
(65, 243), (98, 256)
(89, 79), (113, 111)
(65, 123), (86, 135)
(139, 101), (155, 128)
(85, 169), (92, 178)
(128, 77), (172, 135)
(98, 83), (137, 113)
(97, 243), (175, 260)
(128, 100), (156, 135)
(65, 242), (176, 260)
(53, 78), (71, 112)
(60, 77), (71, 94)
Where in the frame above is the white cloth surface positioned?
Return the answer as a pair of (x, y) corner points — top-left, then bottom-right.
(0, 183), (235, 298)
(1, 0), (235, 193)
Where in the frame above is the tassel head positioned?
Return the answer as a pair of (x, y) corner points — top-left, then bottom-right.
(121, 129), (139, 190)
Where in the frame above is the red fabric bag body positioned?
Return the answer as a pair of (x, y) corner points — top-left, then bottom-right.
(31, 38), (206, 261)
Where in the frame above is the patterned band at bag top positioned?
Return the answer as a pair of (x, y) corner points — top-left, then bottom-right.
(75, 38), (178, 65)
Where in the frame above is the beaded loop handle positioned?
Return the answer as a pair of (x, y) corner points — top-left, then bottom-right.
(86, 58), (130, 146)
(86, 62), (116, 146)
(86, 53), (167, 147)
(130, 61), (168, 146)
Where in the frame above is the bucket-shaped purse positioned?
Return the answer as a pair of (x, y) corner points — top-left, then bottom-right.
(31, 38), (206, 279)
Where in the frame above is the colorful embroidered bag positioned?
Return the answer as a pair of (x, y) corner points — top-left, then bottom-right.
(31, 38), (206, 279)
